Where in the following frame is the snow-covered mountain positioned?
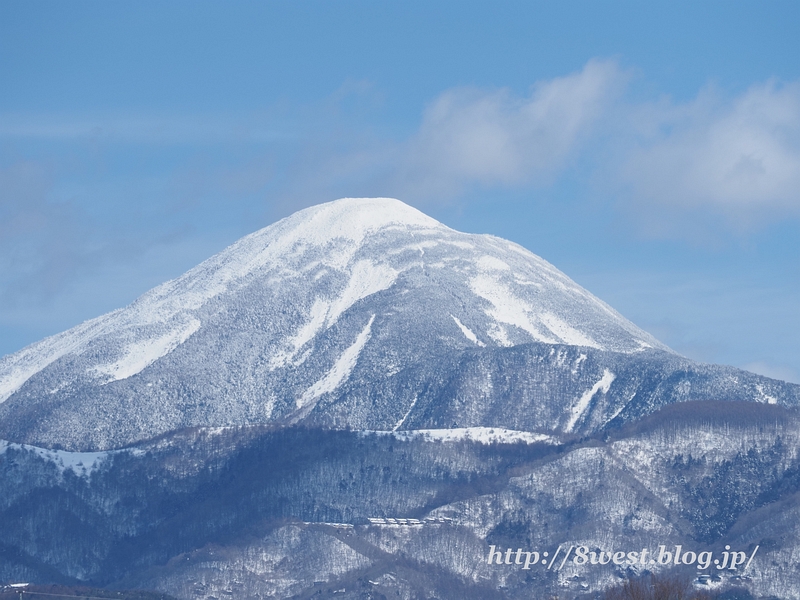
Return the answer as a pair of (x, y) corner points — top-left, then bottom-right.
(3, 198), (800, 599)
(0, 198), (796, 452)
(0, 198), (655, 448)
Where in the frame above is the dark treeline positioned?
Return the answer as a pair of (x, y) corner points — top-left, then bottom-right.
(0, 426), (555, 587)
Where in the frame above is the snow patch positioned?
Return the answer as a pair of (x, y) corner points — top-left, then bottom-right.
(445, 240), (474, 250)
(477, 255), (511, 271)
(0, 367), (45, 405)
(451, 315), (485, 346)
(298, 315), (375, 409)
(270, 299), (329, 370)
(539, 312), (602, 350)
(386, 427), (556, 445)
(564, 369), (616, 433)
(573, 353), (588, 374)
(756, 384), (778, 405)
(470, 275), (558, 344)
(326, 260), (397, 327)
(0, 439), (142, 477)
(92, 319), (201, 382)
(270, 261), (395, 370)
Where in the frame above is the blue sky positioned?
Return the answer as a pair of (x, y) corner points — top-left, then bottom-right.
(1, 1), (799, 382)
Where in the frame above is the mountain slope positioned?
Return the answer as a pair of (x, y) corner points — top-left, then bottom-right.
(0, 198), (669, 450)
(2, 405), (800, 599)
(0, 198), (796, 451)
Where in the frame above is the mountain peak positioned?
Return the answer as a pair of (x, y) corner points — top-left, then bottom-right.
(282, 197), (445, 239)
(136, 197), (445, 313)
(0, 198), (678, 449)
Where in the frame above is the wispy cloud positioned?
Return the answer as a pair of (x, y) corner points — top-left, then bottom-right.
(381, 64), (800, 239)
(393, 59), (627, 198)
(5, 62), (800, 238)
(277, 59), (800, 242)
(3, 59), (800, 311)
(613, 80), (800, 237)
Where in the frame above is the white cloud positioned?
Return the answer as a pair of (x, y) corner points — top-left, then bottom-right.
(395, 59), (627, 198)
(6, 61), (800, 240)
(382, 63), (800, 234)
(617, 80), (800, 231)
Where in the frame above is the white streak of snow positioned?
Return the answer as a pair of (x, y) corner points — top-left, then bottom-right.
(269, 299), (329, 370)
(386, 240), (440, 256)
(393, 394), (418, 431)
(539, 312), (602, 350)
(470, 275), (558, 344)
(451, 315), (485, 347)
(92, 319), (201, 382)
(605, 391), (636, 424)
(298, 315), (375, 409)
(326, 260), (397, 327)
(0, 315), (118, 404)
(270, 260), (396, 370)
(564, 369), (615, 433)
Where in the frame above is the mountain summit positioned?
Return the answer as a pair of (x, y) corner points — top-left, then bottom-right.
(0, 198), (792, 451)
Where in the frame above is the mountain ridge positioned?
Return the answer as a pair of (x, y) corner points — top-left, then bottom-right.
(0, 198), (686, 450)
